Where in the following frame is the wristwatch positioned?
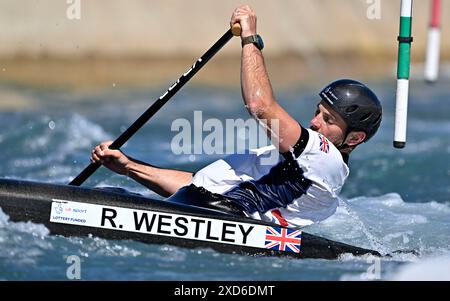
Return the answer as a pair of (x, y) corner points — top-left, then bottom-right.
(241, 34), (264, 51)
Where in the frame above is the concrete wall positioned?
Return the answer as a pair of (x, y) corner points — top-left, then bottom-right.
(1, 0), (449, 59)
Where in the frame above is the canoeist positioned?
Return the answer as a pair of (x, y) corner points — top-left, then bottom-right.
(91, 5), (382, 228)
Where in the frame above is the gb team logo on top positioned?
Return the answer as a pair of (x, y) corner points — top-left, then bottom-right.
(318, 134), (330, 153)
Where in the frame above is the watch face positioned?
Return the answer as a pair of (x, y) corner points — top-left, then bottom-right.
(256, 35), (264, 50)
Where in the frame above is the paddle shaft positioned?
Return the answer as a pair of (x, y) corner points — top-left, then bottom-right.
(70, 25), (241, 186)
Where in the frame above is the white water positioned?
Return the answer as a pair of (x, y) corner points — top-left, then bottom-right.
(1, 192), (449, 280)
(1, 82), (449, 280)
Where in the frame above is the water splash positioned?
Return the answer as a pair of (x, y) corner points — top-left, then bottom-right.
(306, 193), (450, 258)
(338, 198), (388, 254)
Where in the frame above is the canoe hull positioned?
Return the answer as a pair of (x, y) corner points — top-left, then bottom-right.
(0, 178), (380, 259)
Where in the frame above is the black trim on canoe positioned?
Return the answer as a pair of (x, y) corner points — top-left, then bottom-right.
(0, 178), (380, 260)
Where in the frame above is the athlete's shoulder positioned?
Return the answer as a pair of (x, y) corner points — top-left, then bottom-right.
(298, 129), (349, 192)
(304, 129), (342, 160)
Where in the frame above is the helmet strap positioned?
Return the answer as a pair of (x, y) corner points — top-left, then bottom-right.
(336, 141), (351, 151)
(336, 129), (353, 152)
(337, 128), (365, 152)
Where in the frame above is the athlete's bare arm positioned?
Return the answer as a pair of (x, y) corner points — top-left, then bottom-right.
(231, 6), (302, 153)
(91, 141), (192, 197)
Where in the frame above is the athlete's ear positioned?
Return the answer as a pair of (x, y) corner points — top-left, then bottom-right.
(345, 131), (366, 146)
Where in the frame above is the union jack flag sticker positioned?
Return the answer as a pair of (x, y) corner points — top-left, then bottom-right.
(319, 135), (330, 153)
(265, 226), (302, 253)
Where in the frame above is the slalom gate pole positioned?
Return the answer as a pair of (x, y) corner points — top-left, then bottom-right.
(424, 0), (442, 83)
(394, 0), (413, 149)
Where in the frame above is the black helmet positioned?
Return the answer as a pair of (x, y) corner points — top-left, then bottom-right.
(319, 79), (382, 142)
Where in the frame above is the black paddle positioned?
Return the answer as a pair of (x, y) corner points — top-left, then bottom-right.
(69, 24), (241, 186)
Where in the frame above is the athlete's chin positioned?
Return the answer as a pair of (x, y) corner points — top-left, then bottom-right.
(309, 127), (338, 144)
(310, 126), (323, 136)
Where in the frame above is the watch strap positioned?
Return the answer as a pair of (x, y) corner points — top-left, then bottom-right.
(241, 35), (263, 50)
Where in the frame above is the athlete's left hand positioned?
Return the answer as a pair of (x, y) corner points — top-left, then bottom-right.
(230, 5), (257, 37)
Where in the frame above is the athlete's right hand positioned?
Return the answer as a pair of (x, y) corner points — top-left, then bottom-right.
(90, 141), (130, 175)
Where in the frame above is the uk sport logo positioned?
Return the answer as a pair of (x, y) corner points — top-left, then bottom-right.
(264, 226), (302, 253)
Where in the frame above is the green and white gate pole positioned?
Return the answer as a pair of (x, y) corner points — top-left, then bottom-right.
(394, 0), (413, 149)
(424, 0), (442, 83)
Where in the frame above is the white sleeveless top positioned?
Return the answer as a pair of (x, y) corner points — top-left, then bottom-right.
(191, 128), (349, 228)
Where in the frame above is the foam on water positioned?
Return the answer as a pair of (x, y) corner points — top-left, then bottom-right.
(387, 255), (450, 280)
(306, 193), (450, 259)
(1, 113), (112, 183)
(0, 208), (51, 268)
